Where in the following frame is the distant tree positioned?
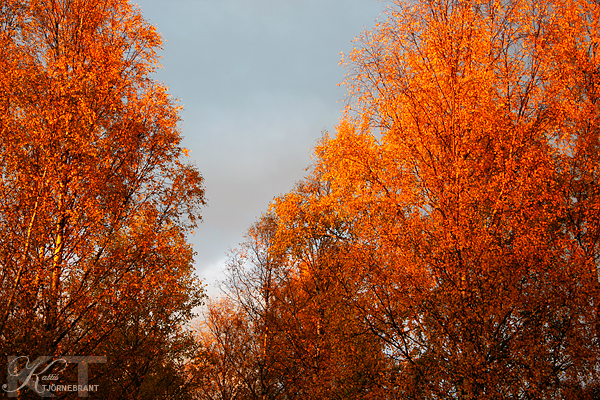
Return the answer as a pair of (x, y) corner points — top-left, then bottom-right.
(196, 216), (287, 400)
(0, 0), (205, 397)
(194, 207), (390, 400)
(269, 180), (392, 400)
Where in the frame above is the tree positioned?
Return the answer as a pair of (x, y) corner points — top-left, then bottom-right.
(196, 216), (288, 400)
(298, 0), (600, 397)
(0, 0), (205, 397)
(204, 0), (600, 398)
(194, 0), (600, 397)
(194, 210), (389, 400)
(269, 179), (393, 400)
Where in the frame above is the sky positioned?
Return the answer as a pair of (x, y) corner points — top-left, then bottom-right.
(133, 0), (387, 298)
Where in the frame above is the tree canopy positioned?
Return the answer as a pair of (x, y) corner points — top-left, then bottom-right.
(195, 0), (600, 398)
(0, 0), (205, 398)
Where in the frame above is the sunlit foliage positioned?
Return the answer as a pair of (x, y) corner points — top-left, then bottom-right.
(196, 0), (600, 398)
(0, 1), (205, 398)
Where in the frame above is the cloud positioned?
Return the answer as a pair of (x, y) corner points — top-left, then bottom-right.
(136, 0), (384, 295)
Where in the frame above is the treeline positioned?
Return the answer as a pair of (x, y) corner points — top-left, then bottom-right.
(192, 0), (600, 398)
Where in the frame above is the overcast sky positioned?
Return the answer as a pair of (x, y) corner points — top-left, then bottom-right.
(134, 0), (386, 297)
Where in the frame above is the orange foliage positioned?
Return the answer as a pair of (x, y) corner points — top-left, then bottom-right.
(195, 212), (389, 400)
(0, 1), (204, 397)
(199, 0), (600, 398)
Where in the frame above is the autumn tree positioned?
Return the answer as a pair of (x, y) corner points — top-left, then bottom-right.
(203, 0), (600, 398)
(0, 0), (204, 397)
(194, 203), (390, 400)
(268, 179), (392, 400)
(290, 0), (600, 397)
(195, 216), (287, 400)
